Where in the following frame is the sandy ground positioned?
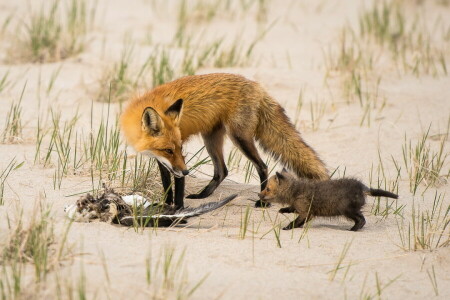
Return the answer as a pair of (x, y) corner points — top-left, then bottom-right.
(0, 0), (449, 299)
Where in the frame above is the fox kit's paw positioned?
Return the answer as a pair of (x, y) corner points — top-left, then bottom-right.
(255, 200), (271, 208)
(282, 223), (304, 230)
(282, 223), (295, 230)
(279, 207), (296, 214)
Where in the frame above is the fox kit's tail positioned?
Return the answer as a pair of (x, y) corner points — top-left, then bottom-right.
(255, 95), (329, 180)
(368, 188), (398, 199)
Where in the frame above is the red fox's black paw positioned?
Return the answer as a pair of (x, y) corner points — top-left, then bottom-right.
(255, 200), (271, 208)
(186, 186), (216, 199)
(186, 193), (207, 199)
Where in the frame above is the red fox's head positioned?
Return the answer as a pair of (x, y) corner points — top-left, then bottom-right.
(121, 99), (189, 178)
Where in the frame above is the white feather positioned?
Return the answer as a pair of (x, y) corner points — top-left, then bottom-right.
(121, 194), (150, 208)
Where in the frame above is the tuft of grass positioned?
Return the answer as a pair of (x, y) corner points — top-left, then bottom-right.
(35, 101), (146, 191)
(145, 245), (209, 299)
(358, 1), (448, 77)
(0, 200), (73, 295)
(396, 192), (450, 251)
(2, 83), (26, 144)
(148, 48), (176, 88)
(0, 158), (23, 206)
(214, 20), (276, 68)
(402, 123), (449, 195)
(34, 102), (162, 198)
(96, 44), (142, 103)
(8, 0), (95, 63)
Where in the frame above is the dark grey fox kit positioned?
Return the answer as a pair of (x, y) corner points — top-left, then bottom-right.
(258, 171), (398, 231)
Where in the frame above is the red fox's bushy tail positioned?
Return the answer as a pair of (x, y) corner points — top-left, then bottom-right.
(255, 95), (329, 180)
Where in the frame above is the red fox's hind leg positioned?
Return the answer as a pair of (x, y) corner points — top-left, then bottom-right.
(186, 125), (228, 199)
(230, 135), (269, 207)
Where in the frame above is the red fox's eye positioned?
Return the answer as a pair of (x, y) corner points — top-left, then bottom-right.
(164, 149), (174, 155)
(266, 188), (270, 192)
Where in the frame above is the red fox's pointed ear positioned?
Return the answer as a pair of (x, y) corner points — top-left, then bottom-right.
(165, 99), (183, 123)
(142, 107), (163, 136)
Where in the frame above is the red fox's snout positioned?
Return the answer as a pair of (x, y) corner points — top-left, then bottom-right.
(142, 149), (188, 178)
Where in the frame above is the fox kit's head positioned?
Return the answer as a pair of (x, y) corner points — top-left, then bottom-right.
(258, 170), (293, 203)
(121, 98), (189, 178)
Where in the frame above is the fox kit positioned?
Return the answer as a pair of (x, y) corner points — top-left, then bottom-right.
(121, 73), (328, 208)
(258, 171), (398, 231)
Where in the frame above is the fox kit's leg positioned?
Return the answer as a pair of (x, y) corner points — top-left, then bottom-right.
(279, 206), (296, 214)
(347, 211), (366, 231)
(283, 214), (307, 230)
(158, 161), (173, 205)
(186, 125), (228, 199)
(230, 135), (268, 207)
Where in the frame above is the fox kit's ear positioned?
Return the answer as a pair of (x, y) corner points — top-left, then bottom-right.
(165, 99), (183, 123)
(276, 171), (285, 182)
(142, 107), (163, 136)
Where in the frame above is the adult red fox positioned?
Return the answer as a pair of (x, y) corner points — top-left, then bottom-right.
(121, 73), (328, 208)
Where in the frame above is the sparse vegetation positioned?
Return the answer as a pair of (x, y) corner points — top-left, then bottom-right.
(402, 123), (449, 194)
(0, 0), (449, 298)
(396, 192), (450, 251)
(7, 0), (96, 63)
(96, 43), (146, 103)
(358, 1), (448, 76)
(0, 201), (73, 298)
(144, 245), (209, 299)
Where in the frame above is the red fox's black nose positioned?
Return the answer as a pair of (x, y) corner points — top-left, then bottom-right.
(182, 170), (189, 176)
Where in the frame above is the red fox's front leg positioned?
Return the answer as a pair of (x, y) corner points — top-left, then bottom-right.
(186, 125), (228, 199)
(174, 177), (185, 209)
(158, 161), (173, 204)
(158, 161), (185, 209)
